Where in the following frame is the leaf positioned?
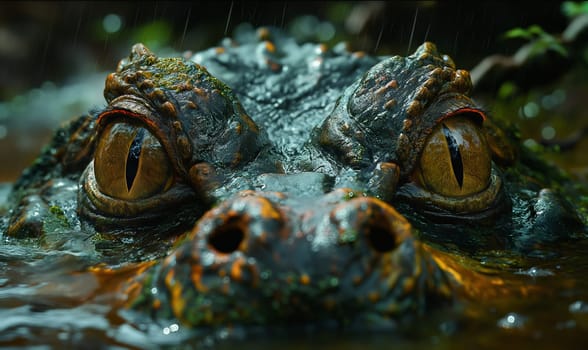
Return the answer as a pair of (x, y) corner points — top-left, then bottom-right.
(561, 1), (588, 17)
(505, 25), (568, 58)
(527, 25), (546, 36)
(504, 27), (533, 40)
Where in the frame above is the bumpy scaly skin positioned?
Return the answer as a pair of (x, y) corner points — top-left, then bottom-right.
(1, 26), (585, 329)
(79, 43), (277, 235)
(315, 42), (477, 179)
(130, 189), (452, 327)
(104, 44), (264, 172)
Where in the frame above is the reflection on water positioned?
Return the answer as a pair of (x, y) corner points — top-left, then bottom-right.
(1, 229), (588, 348)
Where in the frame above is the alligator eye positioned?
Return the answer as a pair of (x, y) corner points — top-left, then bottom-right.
(94, 122), (173, 200)
(417, 116), (491, 197)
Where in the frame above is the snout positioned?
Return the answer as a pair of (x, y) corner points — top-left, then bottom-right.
(305, 192), (452, 323)
(129, 189), (451, 327)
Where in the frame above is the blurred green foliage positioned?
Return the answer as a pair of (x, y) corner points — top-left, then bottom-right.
(131, 21), (174, 51)
(561, 1), (588, 17)
(504, 25), (568, 58)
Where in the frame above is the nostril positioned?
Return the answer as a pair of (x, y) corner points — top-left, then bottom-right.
(331, 196), (411, 253)
(207, 216), (246, 254)
(365, 218), (398, 253)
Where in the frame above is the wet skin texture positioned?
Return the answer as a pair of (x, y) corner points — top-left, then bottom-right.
(1, 27), (586, 330)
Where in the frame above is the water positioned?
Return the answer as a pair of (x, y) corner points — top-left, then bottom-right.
(1, 227), (587, 349)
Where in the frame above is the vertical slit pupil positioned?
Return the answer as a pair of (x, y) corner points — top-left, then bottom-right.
(126, 128), (145, 191)
(441, 123), (464, 188)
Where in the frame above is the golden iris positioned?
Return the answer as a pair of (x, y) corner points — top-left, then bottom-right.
(416, 116), (491, 197)
(94, 122), (173, 200)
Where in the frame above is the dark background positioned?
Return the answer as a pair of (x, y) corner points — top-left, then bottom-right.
(0, 1), (570, 100)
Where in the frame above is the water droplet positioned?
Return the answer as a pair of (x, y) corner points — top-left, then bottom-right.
(169, 323), (179, 332)
(541, 126), (556, 140)
(522, 102), (540, 119)
(218, 328), (230, 340)
(515, 266), (554, 277)
(541, 94), (557, 110)
(309, 58), (322, 69)
(191, 53), (204, 64)
(497, 312), (526, 329)
(523, 138), (539, 149)
(150, 287), (158, 295)
(103, 14), (122, 34)
(569, 300), (588, 313)
(202, 251), (215, 266)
